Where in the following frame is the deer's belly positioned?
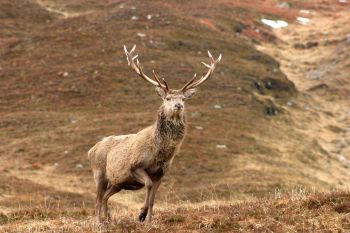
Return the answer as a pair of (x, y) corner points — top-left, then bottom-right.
(120, 181), (144, 190)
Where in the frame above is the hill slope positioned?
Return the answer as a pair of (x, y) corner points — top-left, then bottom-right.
(0, 0), (350, 231)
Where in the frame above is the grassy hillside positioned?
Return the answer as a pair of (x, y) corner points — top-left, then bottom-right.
(1, 0), (350, 231)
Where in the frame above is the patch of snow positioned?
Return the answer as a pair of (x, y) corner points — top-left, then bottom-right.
(297, 17), (310, 25)
(147, 14), (152, 20)
(195, 126), (203, 130)
(63, 72), (69, 77)
(261, 19), (288, 29)
(214, 105), (222, 109)
(131, 16), (139, 20)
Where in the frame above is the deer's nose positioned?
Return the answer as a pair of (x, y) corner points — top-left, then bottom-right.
(175, 103), (183, 110)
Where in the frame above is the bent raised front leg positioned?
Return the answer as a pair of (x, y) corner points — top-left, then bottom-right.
(132, 168), (153, 222)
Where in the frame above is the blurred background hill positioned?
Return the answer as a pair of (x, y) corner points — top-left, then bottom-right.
(0, 0), (349, 232)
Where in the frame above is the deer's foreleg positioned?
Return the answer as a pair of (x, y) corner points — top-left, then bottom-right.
(132, 168), (153, 222)
(145, 179), (161, 222)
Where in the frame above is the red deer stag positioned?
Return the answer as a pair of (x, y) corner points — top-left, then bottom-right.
(88, 45), (221, 223)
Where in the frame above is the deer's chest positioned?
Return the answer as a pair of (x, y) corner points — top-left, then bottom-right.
(146, 146), (177, 179)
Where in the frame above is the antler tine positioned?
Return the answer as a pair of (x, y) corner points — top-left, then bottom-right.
(152, 69), (169, 92)
(181, 51), (222, 91)
(181, 73), (197, 91)
(124, 45), (167, 89)
(162, 78), (169, 91)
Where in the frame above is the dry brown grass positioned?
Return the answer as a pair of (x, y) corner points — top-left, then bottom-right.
(1, 191), (350, 232)
(1, 0), (350, 232)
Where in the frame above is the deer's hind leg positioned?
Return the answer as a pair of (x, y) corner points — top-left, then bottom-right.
(102, 184), (121, 223)
(94, 170), (108, 224)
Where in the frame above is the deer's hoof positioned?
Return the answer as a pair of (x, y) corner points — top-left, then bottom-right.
(139, 211), (147, 222)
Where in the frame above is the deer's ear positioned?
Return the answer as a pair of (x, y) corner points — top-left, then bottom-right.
(183, 89), (196, 99)
(155, 87), (166, 99)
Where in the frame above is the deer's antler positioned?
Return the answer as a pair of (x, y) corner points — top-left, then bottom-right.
(181, 51), (222, 91)
(124, 45), (169, 92)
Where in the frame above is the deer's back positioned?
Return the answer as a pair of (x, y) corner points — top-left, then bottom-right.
(88, 134), (134, 174)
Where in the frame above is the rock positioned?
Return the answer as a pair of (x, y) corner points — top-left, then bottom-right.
(265, 106), (279, 116)
(191, 112), (201, 118)
(299, 9), (311, 14)
(216, 145), (227, 149)
(293, 41), (318, 49)
(214, 105), (222, 109)
(305, 41), (318, 48)
(137, 33), (146, 37)
(286, 101), (295, 107)
(147, 14), (152, 20)
(131, 16), (139, 20)
(307, 70), (323, 80)
(63, 72), (69, 77)
(195, 126), (203, 130)
(277, 2), (290, 8)
(297, 17), (310, 25)
(339, 155), (347, 162)
(307, 83), (328, 92)
(15, 148), (24, 153)
(338, 155), (350, 168)
(31, 163), (42, 170)
(294, 43), (306, 49)
(233, 23), (246, 33)
(76, 164), (83, 169)
(346, 34), (350, 43)
(70, 118), (77, 124)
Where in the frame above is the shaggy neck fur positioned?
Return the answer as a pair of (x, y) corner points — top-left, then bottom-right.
(155, 106), (186, 144)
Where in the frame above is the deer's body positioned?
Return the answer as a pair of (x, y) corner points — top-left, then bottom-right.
(107, 115), (185, 185)
(88, 45), (221, 223)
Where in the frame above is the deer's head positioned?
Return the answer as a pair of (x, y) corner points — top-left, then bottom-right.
(124, 45), (222, 119)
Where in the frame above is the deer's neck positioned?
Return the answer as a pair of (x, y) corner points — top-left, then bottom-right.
(155, 108), (186, 145)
